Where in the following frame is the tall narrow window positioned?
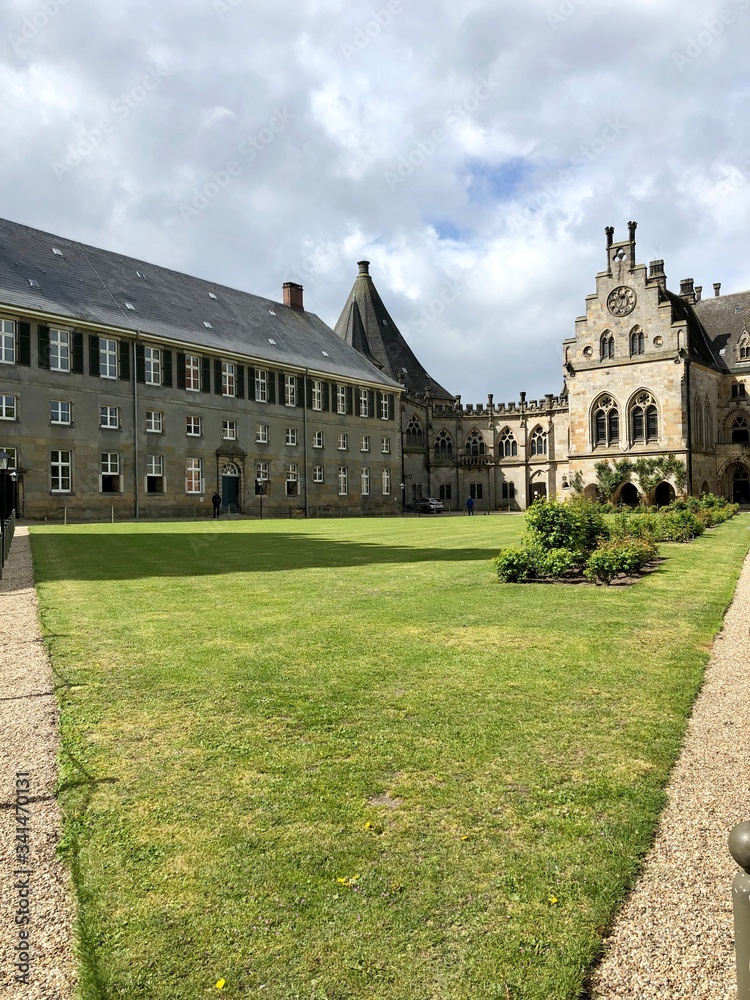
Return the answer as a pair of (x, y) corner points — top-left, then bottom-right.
(600, 331), (614, 361)
(434, 430), (453, 458)
(338, 466), (348, 496)
(499, 428), (517, 457)
(529, 426), (547, 456)
(100, 453), (121, 493)
(359, 388), (369, 417)
(146, 455), (164, 493)
(731, 416), (749, 444)
(255, 368), (268, 402)
(337, 384), (347, 414)
(285, 374), (297, 407)
(185, 458), (203, 493)
(50, 330), (70, 372)
(50, 450), (71, 492)
(185, 354), (200, 391)
(311, 379), (323, 411)
(361, 467), (370, 495)
(100, 338), (118, 378)
(465, 430), (485, 456)
(382, 468), (391, 495)
(630, 391), (658, 444)
(406, 416), (423, 446)
(592, 395), (619, 447)
(629, 328), (644, 356)
(222, 362), (236, 397)
(286, 463), (299, 495)
(0, 320), (15, 364)
(144, 347), (161, 385)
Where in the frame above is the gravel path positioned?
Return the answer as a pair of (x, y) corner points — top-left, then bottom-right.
(591, 545), (750, 999)
(0, 526), (747, 999)
(0, 526), (76, 999)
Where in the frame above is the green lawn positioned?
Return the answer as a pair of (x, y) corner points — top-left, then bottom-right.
(30, 514), (750, 1000)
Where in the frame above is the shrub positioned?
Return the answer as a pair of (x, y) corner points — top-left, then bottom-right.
(524, 497), (607, 554)
(493, 546), (542, 583)
(657, 509), (704, 542)
(584, 538), (658, 585)
(539, 547), (581, 578)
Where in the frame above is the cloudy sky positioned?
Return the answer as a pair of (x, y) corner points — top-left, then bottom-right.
(2, 0), (750, 402)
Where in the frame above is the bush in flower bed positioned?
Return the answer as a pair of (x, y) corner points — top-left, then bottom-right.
(583, 537), (658, 585)
(667, 494), (739, 527)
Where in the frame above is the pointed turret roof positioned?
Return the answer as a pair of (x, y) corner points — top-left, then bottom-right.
(334, 261), (454, 400)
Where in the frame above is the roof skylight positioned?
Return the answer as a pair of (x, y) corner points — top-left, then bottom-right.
(52, 248), (63, 256)
(204, 321), (213, 329)
(125, 302), (135, 310)
(268, 338), (277, 345)
(28, 279), (40, 288)
(209, 292), (217, 300)
(268, 310), (276, 316)
(136, 270), (146, 279)
(321, 350), (330, 357)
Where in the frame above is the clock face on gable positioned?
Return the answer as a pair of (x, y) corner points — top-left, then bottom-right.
(607, 286), (637, 317)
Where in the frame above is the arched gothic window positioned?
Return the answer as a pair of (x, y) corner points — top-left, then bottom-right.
(693, 396), (703, 448)
(703, 397), (712, 446)
(499, 427), (518, 458)
(434, 430), (453, 459)
(465, 430), (485, 456)
(630, 391), (659, 444)
(629, 327), (645, 356)
(406, 415), (424, 447)
(600, 331), (615, 360)
(592, 394), (620, 447)
(529, 425), (548, 457)
(731, 415), (749, 444)
(739, 331), (750, 361)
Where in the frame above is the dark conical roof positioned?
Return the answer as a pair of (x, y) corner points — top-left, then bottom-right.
(333, 261), (454, 400)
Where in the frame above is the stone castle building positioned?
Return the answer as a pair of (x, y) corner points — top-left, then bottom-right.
(1, 218), (748, 520)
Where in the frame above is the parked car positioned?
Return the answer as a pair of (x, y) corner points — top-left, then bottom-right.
(411, 497), (444, 514)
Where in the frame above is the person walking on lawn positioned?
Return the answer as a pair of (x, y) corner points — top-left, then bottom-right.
(465, 496), (475, 515)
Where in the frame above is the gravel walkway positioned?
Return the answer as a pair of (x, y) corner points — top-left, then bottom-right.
(591, 545), (750, 999)
(0, 527), (747, 999)
(0, 526), (76, 999)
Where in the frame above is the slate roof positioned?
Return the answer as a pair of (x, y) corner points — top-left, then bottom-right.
(0, 218), (401, 388)
(333, 262), (454, 400)
(693, 289), (750, 373)
(663, 290), (717, 368)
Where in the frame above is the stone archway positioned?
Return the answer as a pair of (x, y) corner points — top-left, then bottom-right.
(583, 483), (600, 502)
(619, 482), (640, 507)
(653, 481), (675, 507)
(731, 465), (750, 504)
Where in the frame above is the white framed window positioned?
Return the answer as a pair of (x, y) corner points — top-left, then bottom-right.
(285, 374), (297, 407)
(185, 458), (203, 494)
(255, 368), (267, 402)
(312, 430), (324, 449)
(286, 463), (299, 496)
(338, 466), (348, 495)
(50, 329), (70, 372)
(50, 450), (71, 493)
(222, 361), (236, 397)
(255, 460), (269, 483)
(100, 338), (118, 378)
(100, 452), (121, 493)
(0, 446), (17, 469)
(100, 405), (119, 429)
(381, 436), (391, 454)
(0, 394), (17, 420)
(256, 423), (269, 444)
(313, 464), (324, 483)
(361, 467), (370, 495)
(360, 434), (370, 452)
(146, 455), (164, 493)
(337, 433), (348, 451)
(382, 468), (391, 495)
(0, 320), (15, 364)
(337, 384), (346, 414)
(380, 393), (390, 420)
(144, 346), (161, 385)
(311, 379), (323, 411)
(50, 400), (71, 425)
(359, 388), (369, 417)
(185, 354), (200, 391)
(186, 415), (202, 437)
(146, 410), (163, 433)
(223, 420), (238, 441)
(285, 427), (298, 446)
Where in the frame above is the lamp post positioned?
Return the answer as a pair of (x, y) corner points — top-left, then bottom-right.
(0, 449), (8, 525)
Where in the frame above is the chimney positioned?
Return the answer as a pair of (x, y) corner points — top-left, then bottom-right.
(694, 285), (702, 302)
(679, 278), (695, 302)
(649, 259), (666, 291)
(713, 282), (721, 297)
(282, 281), (304, 312)
(357, 260), (370, 275)
(605, 226), (614, 273)
(628, 220), (637, 269)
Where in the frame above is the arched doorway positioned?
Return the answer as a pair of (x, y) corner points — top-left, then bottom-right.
(529, 481), (547, 503)
(583, 483), (600, 502)
(221, 462), (241, 513)
(619, 483), (640, 507)
(732, 465), (750, 504)
(653, 481), (675, 507)
(700, 481), (710, 497)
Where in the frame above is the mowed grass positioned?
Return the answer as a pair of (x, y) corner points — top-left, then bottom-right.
(30, 514), (750, 1000)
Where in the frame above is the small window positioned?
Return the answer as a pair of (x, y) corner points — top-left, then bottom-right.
(313, 464), (324, 483)
(286, 463), (299, 496)
(204, 321), (213, 329)
(100, 452), (121, 493)
(361, 434), (370, 452)
(100, 338), (118, 378)
(406, 415), (423, 446)
(337, 385), (347, 414)
(284, 374), (297, 407)
(256, 423), (269, 444)
(434, 431), (453, 459)
(286, 427), (298, 446)
(125, 302), (136, 311)
(186, 415), (202, 436)
(52, 247), (64, 256)
(311, 379), (323, 411)
(146, 455), (164, 493)
(50, 400), (71, 425)
(144, 347), (161, 385)
(313, 430), (324, 449)
(50, 329), (70, 372)
(0, 320), (15, 364)
(321, 350), (330, 357)
(359, 388), (369, 417)
(100, 405), (119, 429)
(145, 410), (163, 433)
(338, 466), (348, 496)
(439, 483), (452, 502)
(136, 271), (146, 279)
(221, 361), (235, 397)
(255, 369), (268, 402)
(185, 458), (203, 494)
(28, 279), (40, 288)
(185, 354), (200, 391)
(382, 468), (391, 495)
(255, 461), (269, 491)
(0, 394), (17, 420)
(337, 433), (348, 450)
(381, 437), (391, 454)
(223, 420), (238, 441)
(361, 467), (370, 495)
(50, 450), (71, 492)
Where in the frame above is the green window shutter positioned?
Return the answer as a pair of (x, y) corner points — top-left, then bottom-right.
(268, 370), (276, 404)
(214, 359), (222, 395)
(346, 385), (353, 415)
(368, 389), (375, 419)
(72, 333), (84, 374)
(201, 357), (211, 392)
(17, 322), (31, 366)
(119, 341), (131, 381)
(135, 343), (146, 383)
(247, 366), (255, 401)
(89, 335), (100, 376)
(323, 381), (330, 412)
(305, 377), (313, 409)
(388, 393), (395, 420)
(38, 325), (50, 369)
(236, 364), (245, 399)
(278, 371), (285, 402)
(162, 349), (173, 387)
(297, 376), (304, 407)
(176, 352), (186, 390)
